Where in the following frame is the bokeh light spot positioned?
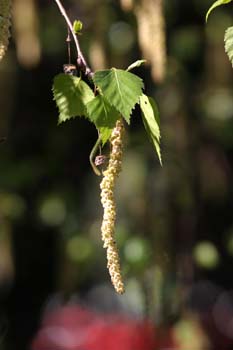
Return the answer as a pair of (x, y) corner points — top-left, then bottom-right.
(39, 196), (66, 227)
(66, 236), (93, 263)
(108, 21), (135, 54)
(193, 241), (219, 269)
(124, 237), (150, 264)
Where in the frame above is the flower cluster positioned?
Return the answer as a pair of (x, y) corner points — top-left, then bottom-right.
(0, 0), (11, 61)
(100, 119), (125, 294)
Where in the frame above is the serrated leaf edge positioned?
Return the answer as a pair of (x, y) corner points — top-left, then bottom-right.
(93, 68), (144, 124)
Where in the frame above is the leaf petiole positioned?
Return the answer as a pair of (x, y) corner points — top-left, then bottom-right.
(89, 135), (103, 176)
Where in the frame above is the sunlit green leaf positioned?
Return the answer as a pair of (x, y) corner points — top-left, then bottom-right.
(206, 0), (232, 22)
(86, 95), (119, 128)
(126, 59), (146, 71)
(86, 94), (120, 144)
(93, 68), (144, 123)
(139, 94), (162, 165)
(224, 26), (233, 66)
(53, 74), (94, 123)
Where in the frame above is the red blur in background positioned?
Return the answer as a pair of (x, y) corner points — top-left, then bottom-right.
(31, 304), (175, 350)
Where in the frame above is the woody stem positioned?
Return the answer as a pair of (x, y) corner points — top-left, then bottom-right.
(53, 0), (93, 77)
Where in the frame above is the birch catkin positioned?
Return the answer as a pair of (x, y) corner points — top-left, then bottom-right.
(0, 0), (11, 61)
(100, 119), (125, 294)
(135, 0), (166, 83)
(120, 0), (134, 12)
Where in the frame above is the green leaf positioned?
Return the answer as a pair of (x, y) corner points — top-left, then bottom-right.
(99, 127), (113, 145)
(86, 95), (119, 127)
(53, 74), (94, 123)
(225, 26), (233, 66)
(93, 68), (144, 123)
(139, 94), (162, 165)
(73, 20), (83, 34)
(206, 0), (232, 22)
(126, 59), (146, 71)
(86, 94), (119, 144)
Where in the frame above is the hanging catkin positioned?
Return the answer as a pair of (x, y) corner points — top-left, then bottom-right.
(12, 0), (41, 68)
(135, 0), (166, 83)
(120, 0), (134, 12)
(0, 0), (11, 61)
(100, 119), (125, 294)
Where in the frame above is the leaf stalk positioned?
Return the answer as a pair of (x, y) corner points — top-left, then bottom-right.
(89, 135), (102, 176)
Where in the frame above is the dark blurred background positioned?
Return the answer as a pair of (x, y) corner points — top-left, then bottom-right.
(1, 0), (233, 349)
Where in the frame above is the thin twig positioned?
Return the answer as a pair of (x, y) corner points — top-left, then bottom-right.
(66, 26), (71, 64)
(53, 0), (93, 77)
